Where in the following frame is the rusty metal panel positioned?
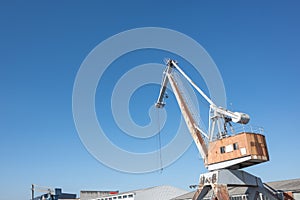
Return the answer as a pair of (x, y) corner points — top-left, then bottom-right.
(207, 132), (269, 169)
(284, 192), (294, 200)
(192, 186), (211, 200)
(214, 184), (230, 200)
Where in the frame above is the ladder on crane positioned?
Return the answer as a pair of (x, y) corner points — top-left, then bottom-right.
(155, 60), (281, 200)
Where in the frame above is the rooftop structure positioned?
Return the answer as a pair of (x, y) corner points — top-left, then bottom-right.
(80, 191), (119, 200)
(86, 185), (188, 200)
(32, 188), (76, 200)
(171, 178), (300, 200)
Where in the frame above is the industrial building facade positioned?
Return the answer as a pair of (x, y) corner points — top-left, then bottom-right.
(81, 185), (188, 200)
(82, 178), (300, 200)
(32, 178), (300, 200)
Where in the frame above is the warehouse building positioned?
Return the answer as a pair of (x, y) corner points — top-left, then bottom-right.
(84, 178), (300, 200)
(80, 190), (119, 200)
(267, 178), (300, 200)
(84, 185), (188, 200)
(33, 178), (300, 200)
(171, 178), (300, 200)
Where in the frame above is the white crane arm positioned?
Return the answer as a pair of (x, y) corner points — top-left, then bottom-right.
(171, 60), (216, 107)
(171, 60), (250, 125)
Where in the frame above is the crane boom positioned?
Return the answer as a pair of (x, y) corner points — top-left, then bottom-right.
(156, 60), (208, 164)
(167, 73), (208, 164)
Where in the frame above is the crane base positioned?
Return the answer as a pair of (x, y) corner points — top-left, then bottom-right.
(192, 169), (283, 200)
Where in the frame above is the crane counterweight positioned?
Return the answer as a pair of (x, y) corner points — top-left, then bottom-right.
(232, 112), (250, 124)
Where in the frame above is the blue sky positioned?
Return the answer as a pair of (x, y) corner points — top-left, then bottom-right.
(1, 1), (300, 199)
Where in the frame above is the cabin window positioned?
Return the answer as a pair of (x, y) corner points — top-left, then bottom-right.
(128, 194), (133, 197)
(220, 146), (225, 154)
(233, 143), (239, 150)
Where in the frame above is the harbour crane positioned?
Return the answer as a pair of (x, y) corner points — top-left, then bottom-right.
(155, 59), (280, 200)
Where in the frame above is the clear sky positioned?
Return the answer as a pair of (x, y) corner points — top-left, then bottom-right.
(1, 1), (300, 199)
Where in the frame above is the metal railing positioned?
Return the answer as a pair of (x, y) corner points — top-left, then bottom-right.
(209, 124), (265, 141)
(231, 124), (264, 135)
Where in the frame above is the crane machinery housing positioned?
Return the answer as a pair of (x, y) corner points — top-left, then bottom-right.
(155, 60), (281, 200)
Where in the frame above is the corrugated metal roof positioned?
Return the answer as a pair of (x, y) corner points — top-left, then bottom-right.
(133, 185), (188, 200)
(266, 178), (300, 192)
(90, 185), (188, 200)
(171, 191), (194, 200)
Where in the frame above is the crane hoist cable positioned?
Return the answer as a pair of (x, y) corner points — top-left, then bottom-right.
(156, 108), (163, 172)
